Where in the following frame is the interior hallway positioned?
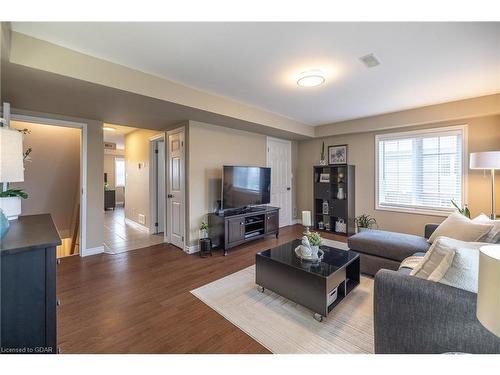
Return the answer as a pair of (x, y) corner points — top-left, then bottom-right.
(104, 206), (165, 254)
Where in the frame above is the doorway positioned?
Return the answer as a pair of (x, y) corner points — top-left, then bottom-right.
(267, 137), (293, 227)
(8, 115), (86, 257)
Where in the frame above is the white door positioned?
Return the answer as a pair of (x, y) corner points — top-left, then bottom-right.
(267, 137), (292, 227)
(156, 140), (165, 233)
(167, 128), (185, 250)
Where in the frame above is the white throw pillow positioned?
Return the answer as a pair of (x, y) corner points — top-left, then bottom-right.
(438, 238), (483, 293)
(410, 237), (456, 281)
(472, 213), (500, 243)
(428, 212), (493, 244)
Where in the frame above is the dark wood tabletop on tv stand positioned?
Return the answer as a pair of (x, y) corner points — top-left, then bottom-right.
(208, 206), (280, 256)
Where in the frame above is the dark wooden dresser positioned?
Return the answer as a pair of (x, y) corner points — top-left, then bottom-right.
(0, 214), (61, 354)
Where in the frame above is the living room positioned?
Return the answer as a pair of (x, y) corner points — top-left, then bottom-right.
(0, 1), (499, 373)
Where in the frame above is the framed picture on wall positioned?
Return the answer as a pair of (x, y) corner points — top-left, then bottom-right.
(328, 144), (348, 165)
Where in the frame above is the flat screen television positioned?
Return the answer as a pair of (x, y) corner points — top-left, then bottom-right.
(222, 166), (271, 209)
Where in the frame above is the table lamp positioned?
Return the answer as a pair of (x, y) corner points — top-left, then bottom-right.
(477, 245), (500, 337)
(302, 210), (312, 235)
(470, 151), (500, 219)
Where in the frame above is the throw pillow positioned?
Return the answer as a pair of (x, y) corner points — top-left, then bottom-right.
(410, 237), (456, 281)
(438, 238), (483, 293)
(472, 213), (500, 243)
(428, 212), (493, 244)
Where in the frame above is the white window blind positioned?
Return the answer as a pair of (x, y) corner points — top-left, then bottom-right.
(376, 126), (465, 214)
(115, 157), (125, 187)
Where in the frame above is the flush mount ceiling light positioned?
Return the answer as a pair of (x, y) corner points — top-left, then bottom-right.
(103, 126), (116, 132)
(297, 70), (326, 88)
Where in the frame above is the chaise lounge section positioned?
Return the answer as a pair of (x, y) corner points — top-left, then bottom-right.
(347, 224), (438, 276)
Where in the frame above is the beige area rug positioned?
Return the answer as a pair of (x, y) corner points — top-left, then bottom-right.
(191, 256), (375, 353)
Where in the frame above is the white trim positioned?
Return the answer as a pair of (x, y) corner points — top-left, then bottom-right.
(125, 218), (150, 233)
(184, 244), (200, 254)
(266, 136), (293, 227)
(292, 219), (302, 225)
(115, 201), (125, 205)
(9, 113), (89, 256)
(81, 246), (104, 257)
(375, 124), (468, 216)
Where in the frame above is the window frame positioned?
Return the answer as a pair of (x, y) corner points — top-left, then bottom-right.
(374, 125), (468, 217)
(114, 156), (126, 188)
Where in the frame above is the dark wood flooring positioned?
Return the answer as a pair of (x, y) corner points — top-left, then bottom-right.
(57, 224), (347, 353)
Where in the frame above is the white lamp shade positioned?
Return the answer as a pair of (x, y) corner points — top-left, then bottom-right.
(0, 127), (24, 183)
(470, 151), (500, 170)
(302, 211), (312, 226)
(477, 245), (500, 337)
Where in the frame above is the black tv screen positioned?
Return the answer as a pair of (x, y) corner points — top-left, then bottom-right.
(222, 166), (271, 209)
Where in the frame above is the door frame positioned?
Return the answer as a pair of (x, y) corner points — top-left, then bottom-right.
(165, 126), (186, 250)
(8, 113), (88, 256)
(266, 136), (293, 227)
(149, 133), (167, 241)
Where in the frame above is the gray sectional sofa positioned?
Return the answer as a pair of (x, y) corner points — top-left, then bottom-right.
(347, 225), (500, 354)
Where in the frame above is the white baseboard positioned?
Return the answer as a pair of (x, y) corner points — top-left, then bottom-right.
(81, 246), (104, 257)
(125, 218), (150, 232)
(115, 201), (124, 206)
(292, 219), (302, 225)
(184, 244), (200, 254)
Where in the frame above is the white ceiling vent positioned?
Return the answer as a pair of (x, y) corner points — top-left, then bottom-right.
(359, 53), (381, 68)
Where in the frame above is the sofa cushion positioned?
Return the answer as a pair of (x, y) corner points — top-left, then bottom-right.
(410, 237), (456, 281)
(347, 229), (431, 262)
(428, 212), (493, 244)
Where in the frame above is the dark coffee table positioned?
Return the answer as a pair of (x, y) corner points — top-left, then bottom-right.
(255, 239), (360, 322)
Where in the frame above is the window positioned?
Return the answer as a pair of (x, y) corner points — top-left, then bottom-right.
(376, 126), (466, 215)
(115, 157), (125, 187)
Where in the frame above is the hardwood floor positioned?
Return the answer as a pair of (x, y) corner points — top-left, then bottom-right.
(57, 224), (347, 353)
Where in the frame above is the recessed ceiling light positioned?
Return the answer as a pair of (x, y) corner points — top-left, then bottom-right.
(103, 126), (116, 132)
(297, 70), (325, 88)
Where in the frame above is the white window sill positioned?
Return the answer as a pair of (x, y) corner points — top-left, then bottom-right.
(375, 205), (453, 217)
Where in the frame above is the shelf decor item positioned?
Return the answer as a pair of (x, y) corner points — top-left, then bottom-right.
(322, 200), (329, 215)
(335, 219), (347, 233)
(0, 127), (26, 220)
(319, 141), (327, 166)
(470, 151), (500, 219)
(319, 173), (330, 183)
(328, 144), (347, 165)
(336, 187), (345, 200)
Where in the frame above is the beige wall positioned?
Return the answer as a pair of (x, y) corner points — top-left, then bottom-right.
(297, 115), (500, 236)
(187, 121), (267, 245)
(10, 121), (80, 237)
(104, 152), (125, 203)
(124, 128), (161, 227)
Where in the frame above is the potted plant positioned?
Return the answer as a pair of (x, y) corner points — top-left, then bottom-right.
(451, 199), (471, 218)
(306, 231), (322, 256)
(355, 214), (377, 232)
(319, 141), (327, 165)
(199, 221), (209, 239)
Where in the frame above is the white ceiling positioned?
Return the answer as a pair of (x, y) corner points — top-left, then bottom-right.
(11, 22), (500, 126)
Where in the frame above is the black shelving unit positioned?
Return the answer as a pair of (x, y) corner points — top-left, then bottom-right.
(313, 165), (355, 236)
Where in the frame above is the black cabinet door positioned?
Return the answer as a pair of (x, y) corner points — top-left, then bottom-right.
(227, 217), (245, 244)
(265, 211), (279, 233)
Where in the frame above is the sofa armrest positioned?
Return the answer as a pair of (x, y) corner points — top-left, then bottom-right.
(374, 269), (500, 354)
(424, 223), (439, 239)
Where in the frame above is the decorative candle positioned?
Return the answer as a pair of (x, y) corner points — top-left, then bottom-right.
(302, 211), (312, 226)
